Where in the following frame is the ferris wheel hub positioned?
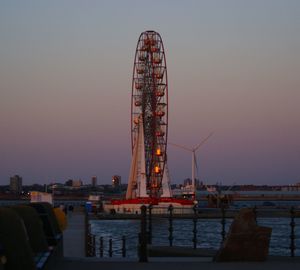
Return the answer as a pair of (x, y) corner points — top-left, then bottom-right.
(126, 30), (170, 200)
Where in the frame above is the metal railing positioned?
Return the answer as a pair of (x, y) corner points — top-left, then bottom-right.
(86, 205), (300, 261)
(86, 233), (138, 258)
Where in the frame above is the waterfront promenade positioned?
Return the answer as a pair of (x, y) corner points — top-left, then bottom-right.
(55, 256), (300, 270)
(60, 211), (300, 270)
(63, 211), (85, 257)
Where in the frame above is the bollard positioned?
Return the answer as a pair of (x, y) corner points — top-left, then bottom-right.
(88, 233), (93, 257)
(221, 206), (226, 243)
(148, 204), (153, 244)
(99, 236), (104, 257)
(86, 233), (91, 256)
(84, 212), (89, 257)
(139, 205), (148, 262)
(168, 204), (174, 247)
(192, 204), (198, 249)
(109, 238), (113, 257)
(122, 236), (126, 257)
(253, 206), (257, 224)
(290, 206), (295, 257)
(92, 235), (96, 256)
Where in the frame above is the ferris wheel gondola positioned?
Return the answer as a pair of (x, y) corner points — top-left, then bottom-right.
(131, 30), (168, 198)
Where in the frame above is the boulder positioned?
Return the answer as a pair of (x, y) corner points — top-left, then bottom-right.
(214, 208), (272, 262)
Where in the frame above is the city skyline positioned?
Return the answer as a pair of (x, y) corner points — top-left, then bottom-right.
(1, 1), (299, 185)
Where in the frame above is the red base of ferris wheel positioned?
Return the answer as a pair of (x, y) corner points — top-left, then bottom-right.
(110, 197), (194, 206)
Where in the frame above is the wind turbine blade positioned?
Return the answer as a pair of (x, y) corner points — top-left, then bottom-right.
(194, 132), (214, 151)
(169, 142), (192, 152)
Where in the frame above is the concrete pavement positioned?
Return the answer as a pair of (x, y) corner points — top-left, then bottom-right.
(51, 256), (300, 270)
(63, 212), (85, 257)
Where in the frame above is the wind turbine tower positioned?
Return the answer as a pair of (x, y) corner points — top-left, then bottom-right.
(170, 132), (213, 198)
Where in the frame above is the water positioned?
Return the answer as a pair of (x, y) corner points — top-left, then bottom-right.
(90, 217), (300, 258)
(198, 200), (300, 208)
(0, 199), (85, 207)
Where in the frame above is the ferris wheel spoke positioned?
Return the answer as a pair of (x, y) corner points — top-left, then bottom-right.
(131, 31), (168, 198)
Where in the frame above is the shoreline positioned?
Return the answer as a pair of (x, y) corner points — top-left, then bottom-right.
(89, 208), (300, 220)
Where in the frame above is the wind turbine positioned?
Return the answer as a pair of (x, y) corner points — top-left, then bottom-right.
(169, 132), (213, 199)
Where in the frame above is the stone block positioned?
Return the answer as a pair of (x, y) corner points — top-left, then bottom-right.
(214, 208), (272, 261)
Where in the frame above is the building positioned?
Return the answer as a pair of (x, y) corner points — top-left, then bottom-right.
(72, 180), (83, 187)
(183, 178), (200, 189)
(183, 178), (192, 187)
(65, 179), (73, 186)
(10, 175), (22, 194)
(30, 191), (53, 205)
(91, 176), (97, 187)
(112, 175), (121, 188)
(64, 179), (83, 187)
(281, 184), (300, 192)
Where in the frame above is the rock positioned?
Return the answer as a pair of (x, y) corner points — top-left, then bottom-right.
(214, 208), (272, 262)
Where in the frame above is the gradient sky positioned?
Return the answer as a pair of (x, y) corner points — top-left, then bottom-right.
(0, 0), (299, 185)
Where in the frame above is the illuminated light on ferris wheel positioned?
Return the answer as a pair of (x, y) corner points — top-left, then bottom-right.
(127, 30), (170, 199)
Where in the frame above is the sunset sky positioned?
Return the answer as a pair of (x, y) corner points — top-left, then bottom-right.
(1, 0), (299, 185)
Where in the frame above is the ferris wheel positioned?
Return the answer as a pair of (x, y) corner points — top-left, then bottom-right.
(131, 30), (168, 198)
